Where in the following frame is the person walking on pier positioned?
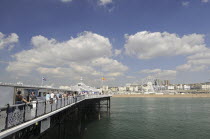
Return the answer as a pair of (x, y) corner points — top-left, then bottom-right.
(30, 92), (37, 102)
(29, 92), (37, 117)
(15, 91), (29, 104)
(46, 92), (50, 103)
(50, 92), (55, 104)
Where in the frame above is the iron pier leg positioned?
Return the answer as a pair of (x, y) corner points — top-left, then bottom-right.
(98, 100), (101, 120)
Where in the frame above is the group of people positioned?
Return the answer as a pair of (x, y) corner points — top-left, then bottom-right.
(15, 91), (37, 104)
(15, 90), (81, 105)
(45, 92), (75, 104)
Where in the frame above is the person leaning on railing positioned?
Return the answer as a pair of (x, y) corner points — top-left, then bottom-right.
(15, 91), (29, 104)
(29, 92), (37, 102)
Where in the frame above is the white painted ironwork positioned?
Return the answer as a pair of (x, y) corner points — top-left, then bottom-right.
(25, 105), (33, 121)
(61, 98), (65, 107)
(0, 109), (7, 131)
(37, 102), (45, 116)
(0, 94), (111, 137)
(7, 106), (24, 127)
(52, 102), (56, 111)
(57, 99), (61, 109)
(46, 103), (51, 113)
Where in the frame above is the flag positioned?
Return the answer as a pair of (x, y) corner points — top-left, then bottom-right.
(102, 77), (106, 80)
(42, 77), (47, 81)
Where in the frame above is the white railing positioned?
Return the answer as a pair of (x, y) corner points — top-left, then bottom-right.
(0, 94), (110, 132)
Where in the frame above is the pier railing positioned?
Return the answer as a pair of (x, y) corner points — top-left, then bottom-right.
(0, 94), (108, 132)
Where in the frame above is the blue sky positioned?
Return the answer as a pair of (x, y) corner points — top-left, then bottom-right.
(0, 0), (210, 87)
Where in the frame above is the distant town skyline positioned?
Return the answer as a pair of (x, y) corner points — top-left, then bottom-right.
(0, 0), (210, 87)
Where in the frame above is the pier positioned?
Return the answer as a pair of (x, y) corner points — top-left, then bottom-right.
(0, 85), (111, 139)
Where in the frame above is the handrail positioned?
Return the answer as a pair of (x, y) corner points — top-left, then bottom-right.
(0, 94), (110, 133)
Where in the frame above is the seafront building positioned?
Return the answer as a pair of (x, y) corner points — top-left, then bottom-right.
(201, 84), (210, 90)
(104, 79), (210, 94)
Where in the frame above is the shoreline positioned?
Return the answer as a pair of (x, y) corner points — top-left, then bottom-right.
(112, 94), (210, 98)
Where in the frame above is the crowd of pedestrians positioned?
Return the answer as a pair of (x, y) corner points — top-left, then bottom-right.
(44, 92), (75, 104)
(15, 90), (77, 105)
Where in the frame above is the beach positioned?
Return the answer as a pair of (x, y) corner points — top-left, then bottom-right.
(112, 94), (210, 98)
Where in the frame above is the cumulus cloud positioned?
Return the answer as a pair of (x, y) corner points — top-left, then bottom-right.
(61, 0), (73, 3)
(176, 49), (210, 72)
(182, 1), (190, 6)
(92, 57), (128, 73)
(125, 31), (207, 59)
(176, 64), (191, 71)
(191, 65), (208, 72)
(7, 31), (127, 80)
(187, 51), (210, 60)
(140, 69), (177, 80)
(107, 72), (123, 77)
(37, 67), (66, 77)
(126, 76), (135, 79)
(201, 0), (209, 3)
(99, 0), (112, 6)
(140, 69), (162, 74)
(0, 32), (18, 50)
(176, 63), (208, 72)
(114, 49), (121, 56)
(156, 70), (176, 79)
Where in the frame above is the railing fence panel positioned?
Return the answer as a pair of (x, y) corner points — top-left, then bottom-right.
(0, 108), (7, 131)
(0, 94), (109, 132)
(36, 101), (45, 117)
(7, 105), (25, 128)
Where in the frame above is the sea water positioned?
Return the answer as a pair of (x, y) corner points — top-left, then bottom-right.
(81, 97), (210, 139)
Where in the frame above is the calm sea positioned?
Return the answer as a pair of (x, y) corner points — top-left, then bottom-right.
(81, 97), (210, 139)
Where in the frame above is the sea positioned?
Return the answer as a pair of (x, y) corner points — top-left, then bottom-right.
(79, 97), (210, 139)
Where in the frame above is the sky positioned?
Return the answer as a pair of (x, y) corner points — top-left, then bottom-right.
(0, 0), (210, 87)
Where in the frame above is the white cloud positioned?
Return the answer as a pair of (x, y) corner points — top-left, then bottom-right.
(176, 49), (210, 72)
(190, 65), (207, 72)
(92, 57), (128, 74)
(126, 76), (135, 79)
(182, 1), (190, 6)
(99, 0), (112, 6)
(0, 32), (18, 50)
(140, 69), (161, 74)
(201, 0), (209, 3)
(187, 50), (210, 60)
(61, 0), (73, 3)
(70, 63), (101, 76)
(37, 67), (66, 77)
(176, 64), (191, 71)
(107, 72), (123, 77)
(125, 31), (207, 59)
(176, 63), (208, 72)
(7, 31), (127, 80)
(187, 51), (210, 65)
(114, 49), (121, 56)
(188, 59), (210, 65)
(140, 69), (177, 80)
(156, 70), (177, 79)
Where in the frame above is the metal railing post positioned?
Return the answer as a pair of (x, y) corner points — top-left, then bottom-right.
(35, 101), (38, 118)
(23, 103), (26, 122)
(56, 99), (58, 110)
(5, 104), (10, 129)
(61, 98), (62, 108)
(44, 101), (47, 114)
(51, 102), (52, 112)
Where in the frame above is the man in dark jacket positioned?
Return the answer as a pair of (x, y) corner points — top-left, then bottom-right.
(15, 91), (28, 104)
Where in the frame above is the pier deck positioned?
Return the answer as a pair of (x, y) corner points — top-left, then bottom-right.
(0, 95), (111, 139)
